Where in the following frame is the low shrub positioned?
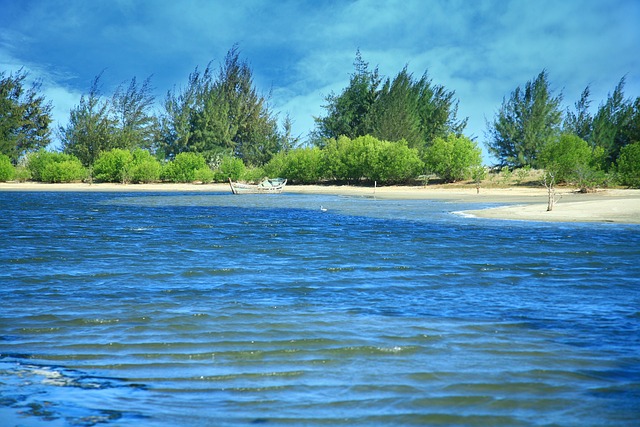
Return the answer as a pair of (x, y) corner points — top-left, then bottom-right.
(93, 149), (133, 183)
(616, 142), (640, 188)
(14, 166), (31, 182)
(130, 149), (161, 183)
(162, 152), (209, 183)
(265, 147), (324, 184)
(0, 154), (15, 181)
(194, 167), (214, 184)
(40, 160), (87, 183)
(27, 151), (86, 182)
(213, 156), (245, 182)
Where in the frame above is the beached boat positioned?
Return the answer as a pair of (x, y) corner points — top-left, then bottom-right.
(229, 177), (287, 194)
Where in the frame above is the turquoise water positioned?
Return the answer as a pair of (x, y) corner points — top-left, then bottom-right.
(1, 191), (639, 426)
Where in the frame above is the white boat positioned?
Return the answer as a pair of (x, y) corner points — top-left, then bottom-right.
(229, 178), (287, 194)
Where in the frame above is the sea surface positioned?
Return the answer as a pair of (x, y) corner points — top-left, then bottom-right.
(1, 190), (639, 426)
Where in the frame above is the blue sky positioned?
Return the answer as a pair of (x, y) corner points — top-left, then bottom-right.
(1, 0), (638, 162)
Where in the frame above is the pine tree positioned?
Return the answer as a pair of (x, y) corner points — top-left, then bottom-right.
(60, 73), (116, 167)
(0, 69), (52, 162)
(486, 70), (562, 168)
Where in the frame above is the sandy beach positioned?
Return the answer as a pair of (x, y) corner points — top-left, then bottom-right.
(1, 181), (639, 224)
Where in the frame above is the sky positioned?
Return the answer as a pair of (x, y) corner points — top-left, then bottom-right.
(1, 0), (639, 163)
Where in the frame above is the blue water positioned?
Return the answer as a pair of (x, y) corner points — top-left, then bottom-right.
(1, 191), (639, 426)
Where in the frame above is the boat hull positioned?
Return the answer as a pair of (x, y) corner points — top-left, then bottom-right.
(229, 178), (286, 194)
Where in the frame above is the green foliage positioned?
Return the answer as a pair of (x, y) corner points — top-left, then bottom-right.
(313, 51), (380, 142)
(322, 135), (423, 184)
(486, 70), (562, 168)
(61, 74), (158, 166)
(193, 167), (214, 184)
(513, 166), (531, 185)
(93, 148), (161, 183)
(213, 156), (245, 182)
(41, 160), (86, 183)
(539, 133), (608, 190)
(93, 149), (134, 183)
(159, 45), (280, 166)
(265, 147), (325, 184)
(540, 134), (593, 183)
(369, 139), (423, 184)
(616, 142), (640, 188)
(14, 165), (31, 182)
(111, 76), (157, 151)
(314, 52), (466, 153)
(130, 149), (161, 183)
(0, 69), (52, 162)
(60, 73), (116, 167)
(242, 166), (266, 183)
(563, 86), (593, 141)
(26, 151), (86, 183)
(424, 134), (482, 182)
(591, 77), (637, 167)
(471, 166), (487, 190)
(0, 153), (15, 181)
(162, 152), (209, 183)
(323, 135), (375, 183)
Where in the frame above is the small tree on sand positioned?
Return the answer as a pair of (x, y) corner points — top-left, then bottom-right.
(543, 170), (558, 211)
(471, 166), (487, 194)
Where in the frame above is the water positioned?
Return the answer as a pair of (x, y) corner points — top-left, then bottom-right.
(1, 191), (639, 426)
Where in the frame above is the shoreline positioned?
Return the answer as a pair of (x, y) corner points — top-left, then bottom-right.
(1, 181), (639, 224)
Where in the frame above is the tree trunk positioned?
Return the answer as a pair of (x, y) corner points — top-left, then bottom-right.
(544, 171), (556, 211)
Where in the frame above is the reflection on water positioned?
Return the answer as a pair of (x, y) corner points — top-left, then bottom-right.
(1, 191), (639, 426)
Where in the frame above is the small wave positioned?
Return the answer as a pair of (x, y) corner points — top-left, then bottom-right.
(452, 210), (477, 219)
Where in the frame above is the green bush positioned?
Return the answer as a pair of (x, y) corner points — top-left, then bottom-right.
(194, 167), (214, 184)
(14, 166), (31, 182)
(369, 140), (423, 184)
(242, 166), (266, 183)
(324, 135), (374, 183)
(93, 149), (161, 184)
(162, 152), (209, 183)
(616, 142), (640, 188)
(213, 156), (245, 182)
(131, 159), (162, 183)
(539, 133), (608, 190)
(0, 154), (15, 181)
(423, 134), (482, 182)
(27, 151), (86, 182)
(93, 149), (134, 183)
(130, 149), (161, 183)
(322, 135), (424, 184)
(540, 134), (592, 183)
(41, 160), (87, 183)
(265, 147), (324, 184)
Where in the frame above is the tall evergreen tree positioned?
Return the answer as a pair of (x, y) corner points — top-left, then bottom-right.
(563, 86), (593, 142)
(159, 46), (280, 166)
(214, 46), (280, 165)
(414, 72), (467, 146)
(314, 53), (466, 152)
(591, 77), (634, 166)
(0, 69), (52, 162)
(486, 70), (562, 168)
(60, 74), (116, 167)
(313, 50), (381, 143)
(158, 67), (208, 159)
(111, 76), (157, 151)
(370, 67), (421, 147)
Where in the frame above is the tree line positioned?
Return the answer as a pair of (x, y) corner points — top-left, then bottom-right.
(1, 47), (639, 187)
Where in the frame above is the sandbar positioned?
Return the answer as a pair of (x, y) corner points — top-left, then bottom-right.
(1, 182), (639, 224)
